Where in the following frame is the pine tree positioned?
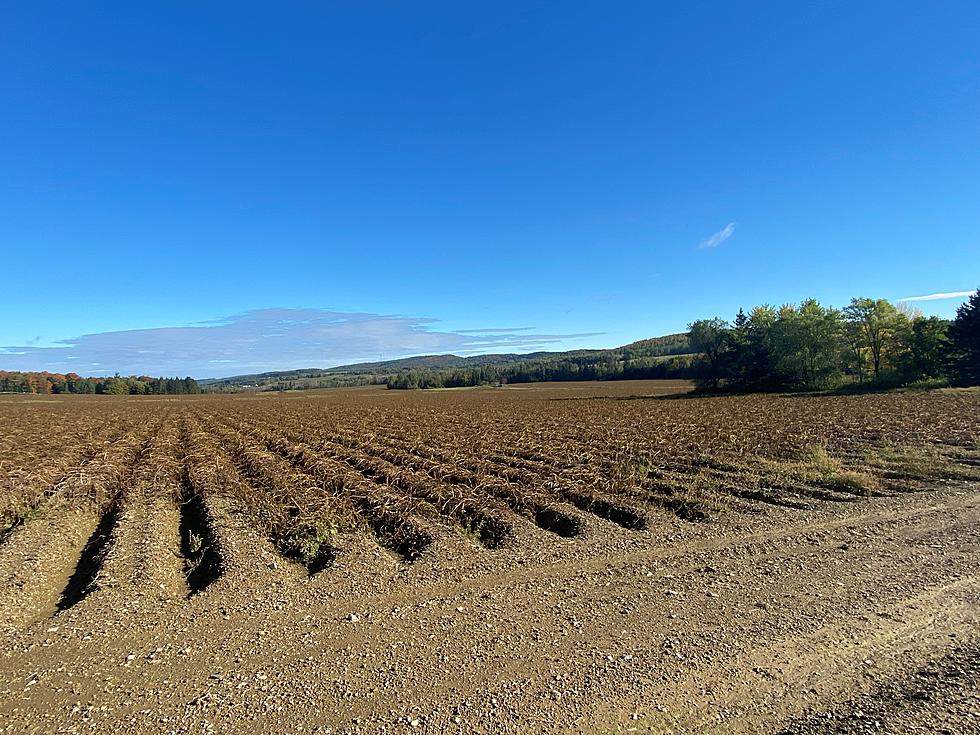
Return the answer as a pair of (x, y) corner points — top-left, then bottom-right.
(948, 289), (980, 386)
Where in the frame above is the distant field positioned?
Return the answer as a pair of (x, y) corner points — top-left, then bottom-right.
(2, 381), (979, 732)
(482, 378), (694, 397)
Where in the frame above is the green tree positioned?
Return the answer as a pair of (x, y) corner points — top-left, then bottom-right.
(687, 318), (729, 388)
(842, 298), (910, 381)
(772, 300), (843, 387)
(741, 305), (779, 388)
(102, 375), (129, 395)
(843, 319), (871, 383)
(948, 289), (980, 386)
(726, 309), (752, 388)
(902, 316), (950, 381)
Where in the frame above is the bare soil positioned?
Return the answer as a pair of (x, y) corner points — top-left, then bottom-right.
(1, 481), (977, 734)
(784, 642), (980, 734)
(2, 384), (979, 734)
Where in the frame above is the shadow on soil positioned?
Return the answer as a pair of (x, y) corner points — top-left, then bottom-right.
(178, 488), (223, 596)
(56, 503), (120, 611)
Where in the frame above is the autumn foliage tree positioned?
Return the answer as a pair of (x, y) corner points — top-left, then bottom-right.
(0, 372), (201, 395)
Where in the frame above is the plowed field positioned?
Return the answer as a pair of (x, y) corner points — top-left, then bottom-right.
(1, 381), (978, 733)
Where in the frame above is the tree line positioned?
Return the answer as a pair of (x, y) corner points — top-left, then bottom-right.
(688, 290), (980, 391)
(386, 353), (698, 389)
(0, 371), (202, 395)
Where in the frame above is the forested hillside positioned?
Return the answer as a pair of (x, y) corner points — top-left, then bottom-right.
(389, 291), (980, 391)
(203, 333), (694, 391)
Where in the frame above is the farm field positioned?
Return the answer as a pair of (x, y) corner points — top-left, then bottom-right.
(1, 380), (979, 734)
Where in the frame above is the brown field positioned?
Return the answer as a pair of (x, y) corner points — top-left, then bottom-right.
(1, 380), (979, 734)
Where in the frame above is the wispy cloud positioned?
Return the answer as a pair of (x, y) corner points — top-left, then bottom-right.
(897, 290), (976, 302)
(698, 222), (736, 249)
(455, 327), (535, 334)
(0, 308), (600, 378)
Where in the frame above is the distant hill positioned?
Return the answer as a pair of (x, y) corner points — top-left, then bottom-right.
(200, 333), (695, 392)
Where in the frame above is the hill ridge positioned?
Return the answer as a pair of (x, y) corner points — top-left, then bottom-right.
(200, 332), (693, 390)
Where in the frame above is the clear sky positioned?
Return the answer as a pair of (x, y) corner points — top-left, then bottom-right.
(2, 2), (978, 377)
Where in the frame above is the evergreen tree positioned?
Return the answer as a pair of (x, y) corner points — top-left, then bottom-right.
(726, 309), (752, 388)
(948, 289), (980, 386)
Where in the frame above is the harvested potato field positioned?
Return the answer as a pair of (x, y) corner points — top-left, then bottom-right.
(1, 381), (979, 734)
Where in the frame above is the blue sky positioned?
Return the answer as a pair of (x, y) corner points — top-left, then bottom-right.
(2, 2), (978, 377)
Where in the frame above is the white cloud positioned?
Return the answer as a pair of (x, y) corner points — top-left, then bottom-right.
(897, 290), (976, 302)
(698, 222), (736, 249)
(0, 308), (600, 378)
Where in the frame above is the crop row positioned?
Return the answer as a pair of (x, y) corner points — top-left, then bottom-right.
(0, 387), (978, 615)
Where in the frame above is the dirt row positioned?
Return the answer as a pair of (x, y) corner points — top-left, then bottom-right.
(1, 477), (977, 733)
(3, 399), (980, 639)
(2, 387), (979, 733)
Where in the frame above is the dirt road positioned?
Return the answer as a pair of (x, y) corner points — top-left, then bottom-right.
(1, 482), (977, 734)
